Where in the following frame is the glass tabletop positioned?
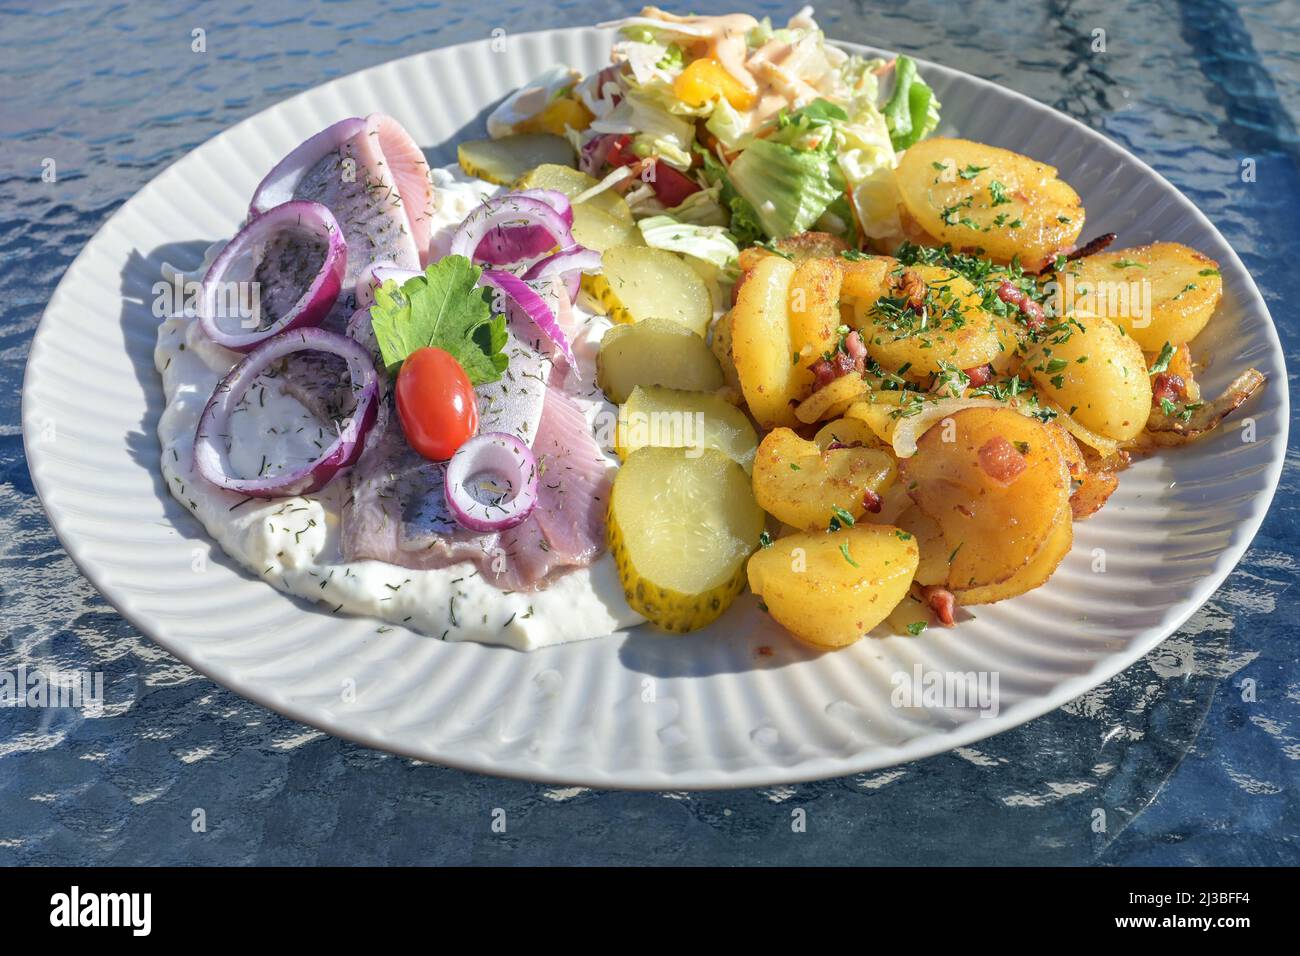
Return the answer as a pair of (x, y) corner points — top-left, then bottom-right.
(0, 0), (1296, 865)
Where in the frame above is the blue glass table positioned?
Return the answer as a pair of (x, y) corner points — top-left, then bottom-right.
(1, 0), (1296, 865)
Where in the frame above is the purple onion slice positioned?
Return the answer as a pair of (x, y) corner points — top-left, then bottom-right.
(521, 245), (601, 300)
(249, 117), (366, 217)
(193, 328), (379, 498)
(197, 200), (346, 353)
(449, 193), (574, 266)
(355, 260), (421, 309)
(479, 268), (576, 368)
(443, 432), (539, 532)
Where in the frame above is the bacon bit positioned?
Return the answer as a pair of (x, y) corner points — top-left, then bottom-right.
(921, 586), (956, 627)
(861, 489), (883, 513)
(898, 268), (927, 311)
(843, 329), (867, 366)
(826, 440), (865, 450)
(809, 331), (867, 390)
(998, 281), (1045, 330)
(1152, 372), (1186, 404)
(964, 363), (993, 388)
(977, 435), (1028, 484)
(996, 280), (1026, 307)
(810, 350), (856, 389)
(756, 645), (774, 657)
(1064, 232), (1117, 262)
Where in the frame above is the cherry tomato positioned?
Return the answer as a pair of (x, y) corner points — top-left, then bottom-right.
(395, 347), (478, 461)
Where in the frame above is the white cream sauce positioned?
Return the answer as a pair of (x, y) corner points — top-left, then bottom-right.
(154, 167), (642, 650)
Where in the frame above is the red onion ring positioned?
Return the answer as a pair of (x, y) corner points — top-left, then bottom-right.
(198, 201), (346, 353)
(355, 261), (421, 308)
(522, 245), (602, 300)
(193, 328), (379, 498)
(443, 432), (539, 532)
(450, 193), (574, 266)
(479, 269), (576, 368)
(249, 117), (366, 217)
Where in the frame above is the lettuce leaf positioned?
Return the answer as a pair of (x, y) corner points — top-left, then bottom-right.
(883, 55), (940, 150)
(696, 146), (765, 246)
(666, 184), (730, 227)
(837, 101), (902, 241)
(727, 138), (842, 239)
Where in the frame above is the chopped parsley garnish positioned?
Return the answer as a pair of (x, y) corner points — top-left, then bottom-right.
(1149, 341), (1175, 375)
(906, 621), (927, 636)
(839, 542), (859, 567)
(828, 506), (856, 531)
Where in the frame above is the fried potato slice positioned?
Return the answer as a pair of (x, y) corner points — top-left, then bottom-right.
(896, 138), (1084, 272)
(752, 427), (896, 532)
(747, 524), (919, 648)
(1023, 313), (1152, 442)
(1058, 242), (1223, 351)
(731, 255), (801, 428)
(897, 406), (1072, 591)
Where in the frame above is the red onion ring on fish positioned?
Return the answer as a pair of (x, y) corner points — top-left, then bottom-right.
(197, 200), (346, 353)
(443, 432), (540, 532)
(193, 328), (379, 497)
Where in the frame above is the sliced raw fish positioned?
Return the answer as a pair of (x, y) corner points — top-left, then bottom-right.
(342, 384), (609, 591)
(254, 114), (437, 287)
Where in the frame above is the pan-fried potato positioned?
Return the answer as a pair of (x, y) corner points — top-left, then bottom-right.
(854, 265), (1012, 380)
(952, 501), (1073, 605)
(898, 407), (1071, 590)
(789, 258), (843, 389)
(795, 373), (870, 423)
(1024, 313), (1152, 441)
(837, 255), (894, 305)
(1070, 470), (1118, 519)
(597, 318), (724, 404)
(896, 138), (1084, 272)
(731, 255), (801, 428)
(895, 505), (949, 587)
(1058, 242), (1223, 351)
(752, 427), (896, 531)
(813, 417), (882, 450)
(736, 231), (849, 272)
(708, 312), (740, 391)
(747, 524), (919, 648)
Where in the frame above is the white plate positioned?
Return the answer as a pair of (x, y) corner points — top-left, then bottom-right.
(22, 28), (1288, 789)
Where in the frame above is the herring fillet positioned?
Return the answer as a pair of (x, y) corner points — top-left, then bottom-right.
(291, 113), (437, 286)
(341, 384), (609, 591)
